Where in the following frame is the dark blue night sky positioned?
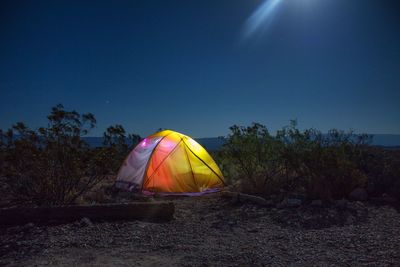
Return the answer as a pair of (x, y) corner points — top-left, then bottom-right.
(1, 0), (399, 137)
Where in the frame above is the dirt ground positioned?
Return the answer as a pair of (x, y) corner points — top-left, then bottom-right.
(1, 194), (400, 266)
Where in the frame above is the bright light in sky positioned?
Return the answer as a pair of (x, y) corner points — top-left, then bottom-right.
(243, 0), (285, 40)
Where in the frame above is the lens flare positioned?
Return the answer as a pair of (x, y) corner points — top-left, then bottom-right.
(243, 0), (284, 40)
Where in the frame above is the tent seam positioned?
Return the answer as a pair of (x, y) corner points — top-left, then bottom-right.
(140, 132), (174, 191)
(182, 139), (226, 185)
(181, 137), (198, 189)
(145, 139), (183, 191)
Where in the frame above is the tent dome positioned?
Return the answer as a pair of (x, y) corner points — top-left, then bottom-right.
(116, 130), (225, 193)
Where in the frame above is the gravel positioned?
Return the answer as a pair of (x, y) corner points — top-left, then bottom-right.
(1, 194), (400, 266)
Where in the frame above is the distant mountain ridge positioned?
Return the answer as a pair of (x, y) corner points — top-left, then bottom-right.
(83, 134), (400, 151)
(82, 137), (226, 151)
(370, 134), (400, 147)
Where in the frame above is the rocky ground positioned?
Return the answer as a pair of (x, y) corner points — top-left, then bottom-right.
(1, 194), (400, 266)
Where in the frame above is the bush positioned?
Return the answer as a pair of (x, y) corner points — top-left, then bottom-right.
(220, 123), (284, 195)
(102, 124), (141, 172)
(0, 105), (113, 206)
(276, 122), (369, 200)
(220, 121), (374, 200)
(364, 148), (400, 198)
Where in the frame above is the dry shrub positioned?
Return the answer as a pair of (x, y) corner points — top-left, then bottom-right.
(220, 121), (372, 200)
(0, 105), (111, 206)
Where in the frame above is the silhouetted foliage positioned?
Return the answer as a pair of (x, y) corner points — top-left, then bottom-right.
(1, 106), (399, 205)
(275, 121), (369, 200)
(0, 105), (129, 206)
(220, 120), (400, 200)
(360, 148), (400, 199)
(219, 123), (283, 194)
(102, 124), (141, 172)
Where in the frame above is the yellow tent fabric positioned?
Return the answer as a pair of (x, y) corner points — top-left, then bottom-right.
(116, 130), (225, 193)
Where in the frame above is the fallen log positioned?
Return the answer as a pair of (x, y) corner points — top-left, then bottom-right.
(221, 191), (271, 206)
(0, 202), (174, 226)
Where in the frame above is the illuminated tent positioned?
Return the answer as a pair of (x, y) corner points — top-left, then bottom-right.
(116, 130), (225, 194)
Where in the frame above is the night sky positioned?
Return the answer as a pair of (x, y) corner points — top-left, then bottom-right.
(1, 0), (399, 137)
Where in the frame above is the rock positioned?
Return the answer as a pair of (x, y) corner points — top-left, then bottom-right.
(286, 198), (302, 207)
(381, 194), (398, 202)
(277, 198), (302, 208)
(80, 217), (93, 227)
(276, 200), (286, 209)
(222, 191), (269, 206)
(210, 221), (222, 229)
(353, 201), (365, 209)
(159, 244), (173, 249)
(370, 196), (398, 204)
(383, 196), (397, 203)
(288, 193), (306, 202)
(230, 193), (240, 205)
(349, 188), (368, 201)
(310, 200), (323, 207)
(265, 199), (275, 207)
(21, 222), (35, 232)
(335, 199), (348, 209)
(345, 215), (355, 225)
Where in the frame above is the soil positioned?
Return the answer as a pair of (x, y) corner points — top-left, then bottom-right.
(1, 193), (400, 266)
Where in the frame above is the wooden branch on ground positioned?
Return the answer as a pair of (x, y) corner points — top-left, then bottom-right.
(221, 191), (270, 206)
(0, 202), (174, 226)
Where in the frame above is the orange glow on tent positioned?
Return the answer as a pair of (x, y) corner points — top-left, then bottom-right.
(116, 130), (225, 193)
